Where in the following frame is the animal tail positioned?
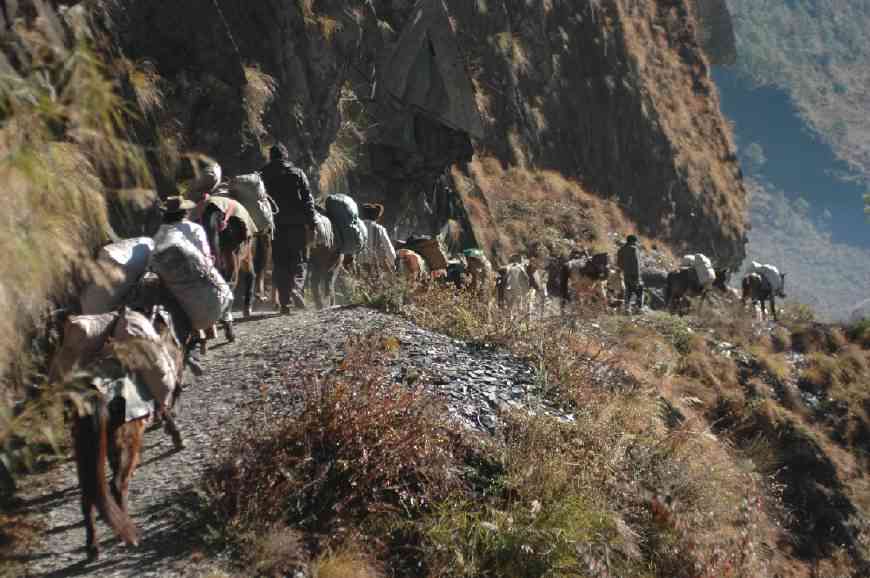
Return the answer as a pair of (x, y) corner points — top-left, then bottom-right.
(253, 234), (269, 275)
(74, 399), (139, 546)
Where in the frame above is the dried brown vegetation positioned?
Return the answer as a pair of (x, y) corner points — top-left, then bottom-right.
(453, 156), (671, 265)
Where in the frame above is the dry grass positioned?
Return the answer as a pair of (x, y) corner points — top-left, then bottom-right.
(0, 9), (151, 478)
(243, 66), (277, 138)
(791, 323), (847, 355)
(300, 0), (343, 43)
(311, 545), (383, 578)
(204, 336), (466, 573)
(319, 82), (367, 194)
(457, 156), (670, 264)
(750, 347), (791, 384)
(118, 58), (164, 116)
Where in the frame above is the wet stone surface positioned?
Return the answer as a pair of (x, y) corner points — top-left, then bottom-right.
(18, 306), (563, 577)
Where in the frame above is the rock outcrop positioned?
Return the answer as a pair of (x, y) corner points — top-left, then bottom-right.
(92, 0), (747, 267)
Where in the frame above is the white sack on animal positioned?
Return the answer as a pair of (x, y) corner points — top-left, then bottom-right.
(49, 312), (120, 383)
(229, 173), (276, 233)
(80, 237), (155, 315)
(681, 253), (715, 287)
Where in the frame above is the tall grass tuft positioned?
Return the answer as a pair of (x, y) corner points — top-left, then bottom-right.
(0, 4), (151, 481)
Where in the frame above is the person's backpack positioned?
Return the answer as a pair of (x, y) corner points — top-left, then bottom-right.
(325, 194), (367, 255)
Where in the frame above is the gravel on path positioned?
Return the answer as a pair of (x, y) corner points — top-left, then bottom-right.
(18, 307), (560, 577)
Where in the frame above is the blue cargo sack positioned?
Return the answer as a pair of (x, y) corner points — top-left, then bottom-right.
(325, 193), (367, 255)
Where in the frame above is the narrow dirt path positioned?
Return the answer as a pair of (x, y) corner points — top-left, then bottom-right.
(17, 306), (555, 577)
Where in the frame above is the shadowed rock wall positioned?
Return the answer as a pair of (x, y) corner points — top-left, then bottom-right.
(95, 0), (747, 267)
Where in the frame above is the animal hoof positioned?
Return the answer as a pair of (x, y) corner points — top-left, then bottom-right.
(243, 307), (253, 319)
(86, 545), (99, 561)
(172, 435), (185, 451)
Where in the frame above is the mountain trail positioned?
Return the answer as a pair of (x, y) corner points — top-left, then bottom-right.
(17, 306), (553, 577)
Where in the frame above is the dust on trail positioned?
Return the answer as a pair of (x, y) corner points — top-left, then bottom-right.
(16, 306), (551, 577)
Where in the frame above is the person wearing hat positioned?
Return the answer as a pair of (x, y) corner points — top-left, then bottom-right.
(156, 196), (213, 263)
(261, 143), (316, 313)
(616, 234), (643, 313)
(358, 203), (396, 278)
(154, 195), (217, 373)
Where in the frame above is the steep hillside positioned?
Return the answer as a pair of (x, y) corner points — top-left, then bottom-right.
(0, 0), (749, 485)
(94, 0), (747, 266)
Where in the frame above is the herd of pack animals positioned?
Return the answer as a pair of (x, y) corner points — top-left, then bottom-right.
(45, 157), (788, 561)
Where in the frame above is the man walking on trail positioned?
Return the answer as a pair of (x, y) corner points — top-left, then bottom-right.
(617, 234), (643, 314)
(155, 196), (210, 373)
(261, 143), (317, 313)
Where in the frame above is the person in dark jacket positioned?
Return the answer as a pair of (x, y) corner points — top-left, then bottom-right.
(261, 143), (317, 313)
(616, 234), (643, 313)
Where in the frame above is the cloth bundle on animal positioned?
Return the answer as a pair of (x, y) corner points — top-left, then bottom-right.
(228, 173), (277, 234)
(150, 228), (233, 330)
(325, 194), (367, 254)
(681, 254), (715, 287)
(200, 194), (259, 238)
(750, 262), (783, 293)
(188, 159), (222, 197)
(80, 237), (155, 315)
(406, 236), (449, 270)
(49, 309), (177, 418)
(49, 312), (119, 384)
(111, 308), (179, 412)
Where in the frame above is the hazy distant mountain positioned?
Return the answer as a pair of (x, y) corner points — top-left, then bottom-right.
(726, 0), (870, 180)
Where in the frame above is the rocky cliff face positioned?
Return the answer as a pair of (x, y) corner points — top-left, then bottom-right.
(94, 0), (747, 267)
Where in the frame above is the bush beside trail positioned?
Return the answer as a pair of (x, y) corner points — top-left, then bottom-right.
(194, 281), (870, 577)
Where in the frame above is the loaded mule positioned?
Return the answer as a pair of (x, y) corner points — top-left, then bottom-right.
(53, 277), (190, 560)
(741, 271), (787, 322)
(306, 209), (358, 309)
(665, 265), (730, 315)
(302, 194), (368, 309)
(497, 257), (546, 320)
(200, 195), (270, 324)
(556, 250), (613, 312)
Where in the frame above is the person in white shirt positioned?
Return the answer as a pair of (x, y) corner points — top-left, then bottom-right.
(358, 203), (396, 278)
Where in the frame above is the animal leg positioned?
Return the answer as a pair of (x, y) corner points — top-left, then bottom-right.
(163, 413), (184, 450)
(82, 496), (98, 560)
(327, 259), (342, 307)
(310, 267), (323, 310)
(111, 420), (144, 514)
(242, 270), (255, 318)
